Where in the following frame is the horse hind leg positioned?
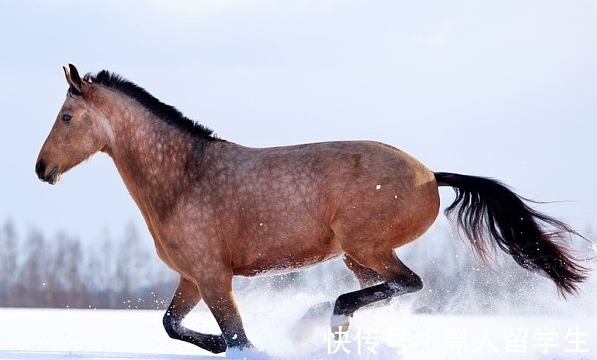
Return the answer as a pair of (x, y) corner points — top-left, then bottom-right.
(163, 276), (227, 354)
(292, 256), (387, 342)
(331, 251), (423, 334)
(299, 255), (383, 322)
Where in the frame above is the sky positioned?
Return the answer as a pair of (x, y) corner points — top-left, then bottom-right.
(1, 0), (596, 248)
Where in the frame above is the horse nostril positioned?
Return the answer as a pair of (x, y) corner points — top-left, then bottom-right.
(35, 160), (46, 180)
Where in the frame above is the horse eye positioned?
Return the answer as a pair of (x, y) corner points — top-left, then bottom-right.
(62, 114), (73, 123)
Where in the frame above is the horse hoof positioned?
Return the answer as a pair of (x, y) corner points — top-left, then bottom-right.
(291, 301), (334, 341)
(301, 301), (334, 320)
(225, 346), (271, 359)
(330, 314), (351, 340)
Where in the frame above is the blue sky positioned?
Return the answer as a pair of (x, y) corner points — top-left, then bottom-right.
(1, 0), (596, 245)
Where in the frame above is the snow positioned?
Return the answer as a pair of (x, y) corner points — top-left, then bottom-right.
(1, 302), (595, 359)
(1, 248), (595, 359)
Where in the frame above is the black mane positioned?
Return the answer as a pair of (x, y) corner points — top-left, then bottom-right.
(84, 70), (215, 140)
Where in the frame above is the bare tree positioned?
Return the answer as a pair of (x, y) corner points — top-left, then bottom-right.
(19, 229), (47, 307)
(54, 233), (87, 307)
(116, 222), (151, 307)
(0, 220), (18, 306)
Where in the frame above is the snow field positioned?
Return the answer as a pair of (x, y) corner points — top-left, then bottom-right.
(1, 299), (595, 359)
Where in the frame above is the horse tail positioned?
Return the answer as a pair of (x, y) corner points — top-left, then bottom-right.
(434, 172), (588, 297)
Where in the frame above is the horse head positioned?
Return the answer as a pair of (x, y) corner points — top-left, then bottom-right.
(35, 64), (113, 184)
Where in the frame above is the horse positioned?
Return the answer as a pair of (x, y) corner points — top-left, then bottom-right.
(36, 64), (588, 355)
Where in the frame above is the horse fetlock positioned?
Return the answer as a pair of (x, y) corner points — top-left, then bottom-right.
(162, 312), (181, 339)
(203, 334), (228, 354)
(163, 309), (227, 354)
(218, 326), (253, 353)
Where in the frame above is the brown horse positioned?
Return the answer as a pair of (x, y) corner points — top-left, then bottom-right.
(36, 64), (587, 355)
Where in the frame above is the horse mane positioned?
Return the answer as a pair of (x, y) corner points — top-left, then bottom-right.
(84, 70), (216, 140)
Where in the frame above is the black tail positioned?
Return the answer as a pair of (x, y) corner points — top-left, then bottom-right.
(435, 172), (588, 296)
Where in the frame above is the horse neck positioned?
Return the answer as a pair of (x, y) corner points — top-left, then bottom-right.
(97, 93), (204, 219)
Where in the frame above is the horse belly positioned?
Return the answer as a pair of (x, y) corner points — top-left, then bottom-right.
(230, 223), (342, 277)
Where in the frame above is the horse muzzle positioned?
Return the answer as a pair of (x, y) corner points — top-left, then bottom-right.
(35, 159), (60, 185)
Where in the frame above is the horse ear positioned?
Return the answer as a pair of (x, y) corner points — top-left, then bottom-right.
(63, 64), (85, 95)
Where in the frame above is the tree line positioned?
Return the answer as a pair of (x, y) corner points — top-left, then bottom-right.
(0, 219), (176, 309)
(0, 218), (594, 313)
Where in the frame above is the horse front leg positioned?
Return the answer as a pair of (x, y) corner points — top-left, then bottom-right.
(199, 272), (253, 352)
(163, 276), (227, 354)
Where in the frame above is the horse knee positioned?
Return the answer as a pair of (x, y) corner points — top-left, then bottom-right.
(390, 272), (423, 294)
(411, 276), (424, 292)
